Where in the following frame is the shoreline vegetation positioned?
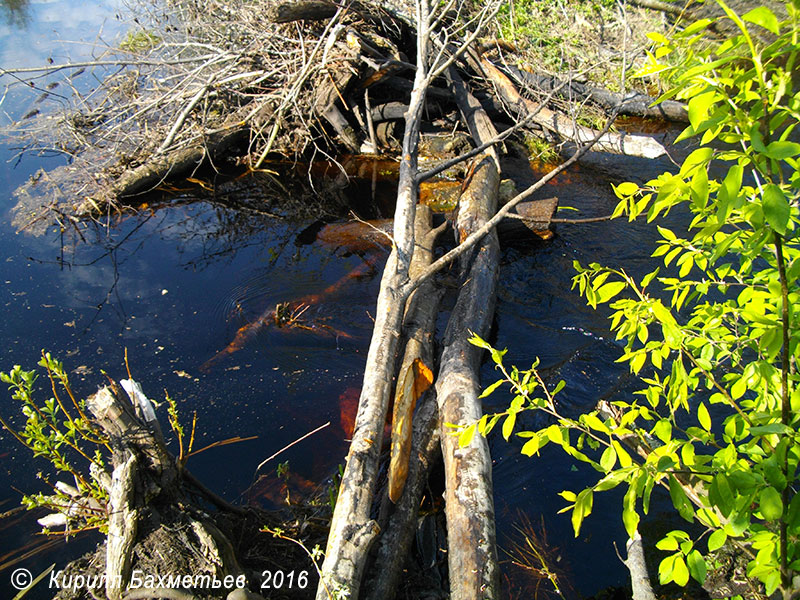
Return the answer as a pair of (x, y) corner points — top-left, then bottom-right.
(6, 0), (786, 599)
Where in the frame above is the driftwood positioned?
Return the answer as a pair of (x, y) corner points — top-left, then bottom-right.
(507, 66), (689, 122)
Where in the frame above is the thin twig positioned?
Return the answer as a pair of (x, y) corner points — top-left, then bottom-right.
(255, 421), (331, 473)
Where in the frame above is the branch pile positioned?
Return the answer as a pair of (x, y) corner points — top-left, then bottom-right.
(4, 0), (681, 235)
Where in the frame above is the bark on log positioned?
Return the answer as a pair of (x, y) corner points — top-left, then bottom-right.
(314, 57), (362, 153)
(365, 205), (444, 600)
(387, 205), (442, 502)
(507, 66), (688, 122)
(86, 385), (243, 599)
(269, 1), (339, 23)
(316, 18), (433, 596)
(436, 67), (501, 600)
(111, 121), (249, 199)
(476, 56), (668, 159)
(624, 531), (657, 600)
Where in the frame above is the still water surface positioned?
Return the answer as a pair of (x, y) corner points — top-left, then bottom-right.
(0, 2), (685, 597)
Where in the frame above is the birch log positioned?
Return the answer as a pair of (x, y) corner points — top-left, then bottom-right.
(365, 204), (445, 600)
(436, 67), (501, 600)
(476, 56), (667, 159)
(315, 4), (434, 597)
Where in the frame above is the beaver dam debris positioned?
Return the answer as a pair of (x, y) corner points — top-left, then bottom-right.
(4, 0), (677, 234)
(1, 0), (691, 598)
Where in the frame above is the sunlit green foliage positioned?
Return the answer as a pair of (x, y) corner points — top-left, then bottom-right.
(0, 353), (110, 534)
(468, 1), (800, 596)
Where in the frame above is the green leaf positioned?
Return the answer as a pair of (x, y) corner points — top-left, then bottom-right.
(596, 281), (626, 304)
(612, 440), (632, 468)
(572, 489), (594, 536)
(600, 446), (617, 472)
(669, 475), (695, 522)
(622, 503), (639, 539)
(672, 555), (690, 586)
(687, 92), (717, 130)
(615, 181), (639, 196)
(502, 412), (516, 441)
(659, 555), (676, 584)
(478, 378), (504, 399)
(651, 301), (682, 348)
(697, 403), (711, 431)
(762, 184), (790, 235)
(687, 550), (707, 583)
(707, 529), (727, 552)
(749, 423), (791, 436)
(759, 487), (783, 521)
(559, 490), (577, 502)
(764, 141), (800, 159)
(742, 6), (779, 34)
(653, 419), (672, 443)
(458, 423), (476, 448)
(656, 536), (679, 551)
(595, 470), (627, 492)
(521, 434), (543, 456)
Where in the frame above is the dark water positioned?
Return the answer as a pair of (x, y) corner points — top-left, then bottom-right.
(0, 3), (689, 599)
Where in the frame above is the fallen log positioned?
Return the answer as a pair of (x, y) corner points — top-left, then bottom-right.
(475, 55), (668, 159)
(364, 204), (445, 600)
(269, 1), (339, 23)
(314, 20), (433, 597)
(507, 66), (688, 122)
(435, 66), (501, 600)
(110, 123), (249, 200)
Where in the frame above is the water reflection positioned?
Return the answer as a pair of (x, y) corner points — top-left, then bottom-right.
(0, 0), (30, 27)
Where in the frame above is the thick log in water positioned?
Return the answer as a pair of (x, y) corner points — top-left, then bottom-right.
(436, 67), (501, 600)
(315, 24), (433, 598)
(364, 204), (444, 600)
(436, 152), (501, 600)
